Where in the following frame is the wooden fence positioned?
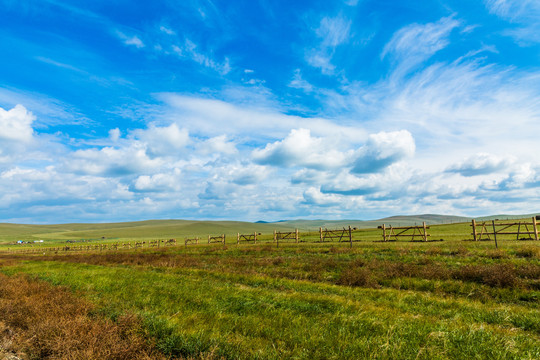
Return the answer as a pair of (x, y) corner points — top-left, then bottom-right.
(319, 227), (352, 242)
(6, 218), (540, 254)
(208, 234), (226, 244)
(379, 223), (430, 242)
(471, 218), (539, 242)
(237, 232), (258, 244)
(185, 237), (200, 246)
(274, 229), (299, 243)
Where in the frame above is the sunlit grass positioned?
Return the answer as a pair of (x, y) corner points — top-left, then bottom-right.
(1, 220), (538, 359)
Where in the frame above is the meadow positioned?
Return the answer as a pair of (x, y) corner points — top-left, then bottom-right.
(0, 219), (538, 359)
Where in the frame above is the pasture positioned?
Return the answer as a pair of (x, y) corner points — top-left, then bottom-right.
(0, 219), (538, 359)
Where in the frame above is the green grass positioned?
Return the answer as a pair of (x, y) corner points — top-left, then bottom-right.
(1, 219), (538, 359)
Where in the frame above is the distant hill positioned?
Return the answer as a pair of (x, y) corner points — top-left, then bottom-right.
(269, 214), (472, 230)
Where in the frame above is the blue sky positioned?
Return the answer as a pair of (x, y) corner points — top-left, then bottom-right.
(1, 0), (539, 223)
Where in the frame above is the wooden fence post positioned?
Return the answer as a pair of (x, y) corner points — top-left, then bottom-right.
(492, 220), (498, 249)
(319, 227), (323, 242)
(274, 230), (277, 243)
(422, 222), (427, 242)
(382, 224), (386, 242)
(533, 217), (539, 241)
(296, 228), (299, 243)
(349, 226), (352, 248)
(472, 220), (477, 241)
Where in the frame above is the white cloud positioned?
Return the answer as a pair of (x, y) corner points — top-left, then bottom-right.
(0, 104), (35, 143)
(446, 153), (513, 177)
(352, 130), (415, 174)
(157, 93), (367, 141)
(196, 135), (238, 156)
(132, 123), (190, 158)
(382, 16), (460, 77)
(66, 144), (162, 177)
(307, 15), (351, 74)
(115, 30), (145, 48)
(159, 25), (176, 35)
(484, 0), (540, 44)
(109, 128), (121, 142)
(173, 39), (231, 75)
(133, 171), (181, 192)
(289, 69), (314, 92)
(252, 128), (350, 170)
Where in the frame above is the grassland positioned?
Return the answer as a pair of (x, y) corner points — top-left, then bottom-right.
(0, 219), (539, 359)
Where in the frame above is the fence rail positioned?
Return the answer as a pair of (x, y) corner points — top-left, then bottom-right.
(237, 232), (257, 244)
(319, 227), (352, 244)
(471, 218), (539, 241)
(379, 222), (430, 242)
(274, 229), (299, 243)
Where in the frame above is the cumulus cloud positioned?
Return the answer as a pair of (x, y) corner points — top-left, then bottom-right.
(252, 128), (349, 170)
(446, 153), (512, 176)
(0, 104), (35, 143)
(133, 171), (181, 192)
(109, 128), (121, 142)
(302, 187), (342, 207)
(351, 130), (415, 174)
(66, 144), (162, 177)
(133, 123), (189, 157)
(196, 135), (238, 156)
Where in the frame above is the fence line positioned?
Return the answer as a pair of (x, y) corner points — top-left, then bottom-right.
(4, 218), (540, 254)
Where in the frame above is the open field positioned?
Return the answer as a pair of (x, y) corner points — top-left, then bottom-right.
(0, 214), (476, 247)
(0, 219), (539, 359)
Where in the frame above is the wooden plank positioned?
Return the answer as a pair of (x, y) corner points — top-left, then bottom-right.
(534, 216), (539, 241)
(492, 220), (498, 249)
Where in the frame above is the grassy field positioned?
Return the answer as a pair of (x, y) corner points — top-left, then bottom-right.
(0, 220), (538, 359)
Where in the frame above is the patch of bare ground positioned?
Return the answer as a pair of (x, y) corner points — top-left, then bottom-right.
(0, 273), (168, 360)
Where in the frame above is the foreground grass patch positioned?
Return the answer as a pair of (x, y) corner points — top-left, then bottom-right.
(3, 257), (539, 359)
(0, 273), (166, 360)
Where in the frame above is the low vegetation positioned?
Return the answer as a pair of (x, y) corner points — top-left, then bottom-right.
(0, 221), (538, 359)
(0, 273), (166, 360)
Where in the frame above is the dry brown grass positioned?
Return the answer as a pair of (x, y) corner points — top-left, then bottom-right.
(0, 273), (168, 360)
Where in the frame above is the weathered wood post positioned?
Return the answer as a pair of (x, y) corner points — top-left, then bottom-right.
(533, 216), (539, 241)
(208, 235), (211, 244)
(349, 226), (352, 248)
(237, 233), (240, 245)
(423, 222), (427, 242)
(492, 220), (498, 249)
(274, 230), (277, 243)
(472, 219), (477, 241)
(319, 227), (323, 242)
(382, 224), (386, 242)
(295, 228), (299, 243)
